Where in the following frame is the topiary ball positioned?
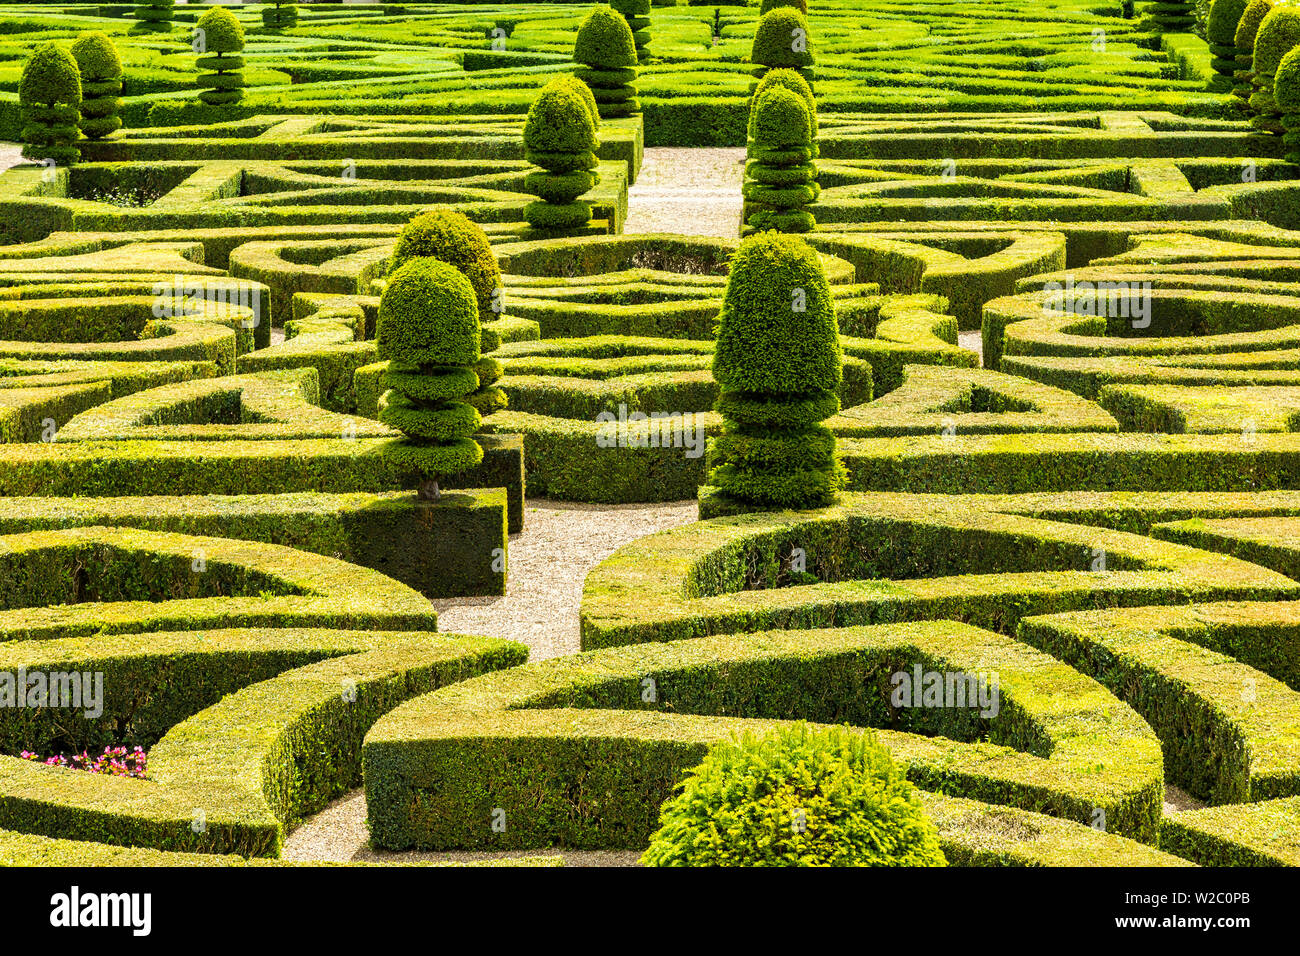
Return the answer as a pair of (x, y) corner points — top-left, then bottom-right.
(752, 67), (815, 119)
(376, 257), (482, 370)
(574, 5), (639, 69)
(751, 85), (813, 150)
(390, 209), (501, 320)
(19, 42), (81, 108)
(196, 5), (245, 55)
(713, 232), (840, 395)
(641, 723), (948, 867)
(70, 32), (121, 83)
(1254, 7), (1300, 77)
(523, 81), (599, 155)
(751, 8), (814, 70)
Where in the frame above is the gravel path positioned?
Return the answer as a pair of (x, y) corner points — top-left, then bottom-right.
(623, 147), (745, 239)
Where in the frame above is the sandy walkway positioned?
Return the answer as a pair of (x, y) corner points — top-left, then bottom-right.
(623, 147), (745, 239)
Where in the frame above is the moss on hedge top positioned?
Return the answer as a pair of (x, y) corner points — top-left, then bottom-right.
(390, 209), (501, 321)
(19, 42), (81, 107)
(751, 8), (815, 70)
(574, 6), (638, 69)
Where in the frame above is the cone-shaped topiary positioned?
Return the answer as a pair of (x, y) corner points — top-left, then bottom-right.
(195, 6), (245, 108)
(71, 32), (122, 140)
(574, 5), (640, 119)
(131, 0), (174, 34)
(610, 0), (651, 64)
(1208, 0), (1251, 89)
(1251, 7), (1300, 132)
(19, 42), (82, 168)
(1278, 45), (1300, 162)
(1235, 0), (1275, 101)
(709, 232), (844, 508)
(376, 257), (484, 499)
(522, 78), (600, 231)
(262, 1), (299, 30)
(750, 7), (814, 92)
(743, 86), (818, 235)
(389, 209), (508, 419)
(554, 73), (600, 130)
(642, 724), (947, 867)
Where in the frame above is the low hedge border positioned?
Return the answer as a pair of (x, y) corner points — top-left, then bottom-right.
(1098, 383), (1300, 433)
(1158, 797), (1300, 865)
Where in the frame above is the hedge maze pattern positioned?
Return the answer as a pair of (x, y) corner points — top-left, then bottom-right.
(0, 0), (1297, 867)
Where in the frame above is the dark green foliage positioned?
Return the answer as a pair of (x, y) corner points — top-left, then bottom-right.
(19, 42), (81, 167)
(131, 0), (174, 34)
(574, 6), (641, 119)
(377, 258), (484, 481)
(390, 209), (502, 321)
(1208, 0), (1249, 84)
(709, 233), (844, 508)
(1145, 0), (1196, 32)
(554, 74), (600, 128)
(750, 8), (814, 89)
(1235, 0), (1274, 100)
(1250, 7), (1300, 131)
(1278, 46), (1300, 162)
(196, 6), (245, 107)
(71, 32), (122, 140)
(262, 1), (299, 30)
(523, 79), (600, 231)
(743, 86), (818, 234)
(610, 0), (652, 64)
(642, 724), (947, 867)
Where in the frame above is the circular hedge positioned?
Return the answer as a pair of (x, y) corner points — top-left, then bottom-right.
(390, 209), (502, 321)
(641, 724), (947, 867)
(71, 32), (122, 140)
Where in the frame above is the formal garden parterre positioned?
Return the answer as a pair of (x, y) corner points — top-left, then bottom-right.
(0, 0), (1295, 872)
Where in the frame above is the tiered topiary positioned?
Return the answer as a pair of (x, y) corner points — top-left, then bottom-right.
(195, 6), (246, 108)
(262, 1), (299, 30)
(1234, 0), (1275, 102)
(743, 86), (818, 235)
(376, 257), (484, 500)
(70, 32), (122, 141)
(131, 0), (174, 33)
(522, 78), (600, 232)
(708, 232), (844, 509)
(1250, 6), (1300, 133)
(19, 43), (82, 168)
(750, 7), (814, 93)
(573, 5), (640, 119)
(555, 73), (600, 130)
(610, 0), (651, 64)
(1278, 46), (1300, 163)
(390, 209), (508, 418)
(641, 724), (947, 867)
(1208, 0), (1251, 90)
(752, 66), (817, 153)
(1144, 0), (1197, 32)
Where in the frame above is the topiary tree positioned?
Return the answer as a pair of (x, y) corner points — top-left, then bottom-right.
(19, 42), (82, 168)
(752, 66), (817, 153)
(1251, 7), (1300, 132)
(195, 6), (246, 108)
(555, 73), (600, 130)
(1208, 0), (1251, 90)
(610, 0), (651, 64)
(743, 86), (818, 235)
(641, 724), (947, 867)
(71, 32), (122, 140)
(1235, 0), (1275, 101)
(522, 78), (600, 232)
(709, 232), (844, 509)
(262, 1), (299, 30)
(750, 7), (814, 92)
(1143, 0), (1197, 32)
(390, 209), (508, 418)
(1278, 45), (1300, 163)
(376, 257), (484, 500)
(574, 5), (640, 119)
(131, 0), (174, 34)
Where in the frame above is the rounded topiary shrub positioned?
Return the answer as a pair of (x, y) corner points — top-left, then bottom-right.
(641, 724), (948, 867)
(709, 232), (844, 508)
(750, 8), (814, 90)
(376, 257), (484, 498)
(1208, 0), (1251, 85)
(610, 0), (652, 64)
(522, 78), (600, 232)
(1235, 0), (1275, 100)
(19, 42), (82, 168)
(744, 86), (818, 235)
(555, 74), (600, 129)
(131, 0), (174, 33)
(574, 5), (640, 119)
(1251, 6), (1300, 132)
(195, 6), (246, 107)
(262, 1), (299, 30)
(1278, 45), (1300, 162)
(391, 209), (502, 321)
(71, 32), (122, 140)
(751, 66), (817, 154)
